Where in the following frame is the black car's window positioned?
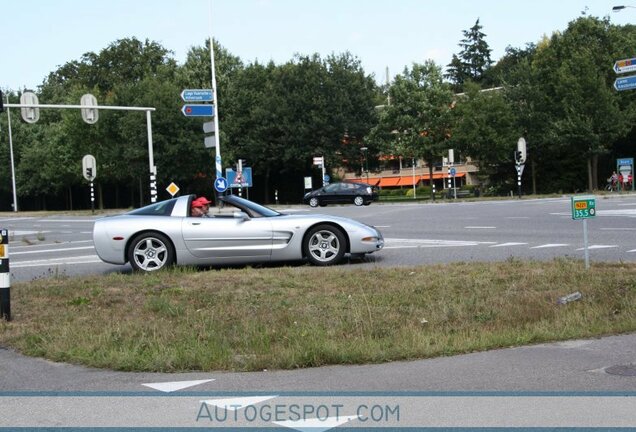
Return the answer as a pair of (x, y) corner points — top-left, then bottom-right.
(324, 183), (340, 193)
(127, 199), (177, 216)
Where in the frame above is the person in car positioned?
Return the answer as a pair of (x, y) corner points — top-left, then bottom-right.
(191, 197), (212, 217)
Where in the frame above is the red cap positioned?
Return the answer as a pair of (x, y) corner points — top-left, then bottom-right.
(191, 197), (212, 208)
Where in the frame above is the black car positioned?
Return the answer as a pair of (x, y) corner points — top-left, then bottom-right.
(303, 182), (379, 207)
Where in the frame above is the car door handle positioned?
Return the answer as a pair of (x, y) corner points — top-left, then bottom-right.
(191, 222), (201, 226)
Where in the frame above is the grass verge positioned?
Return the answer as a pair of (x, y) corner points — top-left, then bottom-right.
(1, 259), (634, 372)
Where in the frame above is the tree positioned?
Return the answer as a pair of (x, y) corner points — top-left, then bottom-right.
(446, 19), (493, 90)
(369, 61), (455, 200)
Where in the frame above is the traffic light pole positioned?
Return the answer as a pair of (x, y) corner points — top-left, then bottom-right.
(5, 102), (158, 205)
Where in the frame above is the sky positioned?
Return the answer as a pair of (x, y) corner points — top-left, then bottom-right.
(1, 0), (629, 92)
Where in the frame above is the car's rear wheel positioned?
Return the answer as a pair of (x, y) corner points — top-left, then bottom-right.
(308, 197), (319, 207)
(354, 196), (364, 206)
(303, 225), (346, 266)
(127, 232), (174, 272)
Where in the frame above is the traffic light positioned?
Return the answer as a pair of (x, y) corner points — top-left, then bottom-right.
(86, 167), (93, 179)
(514, 150), (522, 163)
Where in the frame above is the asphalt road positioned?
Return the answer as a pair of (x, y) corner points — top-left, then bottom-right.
(1, 195), (635, 428)
(3, 195), (636, 282)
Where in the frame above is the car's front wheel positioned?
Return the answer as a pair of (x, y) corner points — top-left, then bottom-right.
(127, 232), (174, 272)
(303, 225), (346, 266)
(354, 196), (364, 206)
(308, 197), (319, 207)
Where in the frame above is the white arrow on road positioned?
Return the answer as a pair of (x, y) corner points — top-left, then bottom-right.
(142, 378), (215, 393)
(273, 415), (358, 432)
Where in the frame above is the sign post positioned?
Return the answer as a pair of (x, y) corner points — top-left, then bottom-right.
(571, 195), (596, 269)
(0, 229), (10, 321)
(616, 158), (634, 192)
(82, 155), (97, 214)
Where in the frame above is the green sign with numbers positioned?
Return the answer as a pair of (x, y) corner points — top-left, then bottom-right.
(571, 196), (596, 220)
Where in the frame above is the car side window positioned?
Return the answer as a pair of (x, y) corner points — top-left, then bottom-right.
(324, 184), (340, 193)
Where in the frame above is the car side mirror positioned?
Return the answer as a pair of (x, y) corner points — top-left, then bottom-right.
(233, 211), (250, 221)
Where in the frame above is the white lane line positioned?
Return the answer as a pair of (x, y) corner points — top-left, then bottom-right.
(7, 230), (51, 236)
(531, 244), (569, 249)
(0, 217), (36, 222)
(10, 255), (103, 268)
(10, 239), (94, 250)
(628, 249), (636, 253)
(384, 238), (496, 248)
(36, 219), (95, 223)
(575, 245), (618, 251)
(465, 226), (496, 229)
(374, 225), (391, 228)
(506, 217), (530, 219)
(490, 242), (528, 248)
(11, 246), (95, 256)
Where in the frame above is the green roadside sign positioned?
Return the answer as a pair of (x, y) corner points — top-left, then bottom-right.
(571, 196), (596, 220)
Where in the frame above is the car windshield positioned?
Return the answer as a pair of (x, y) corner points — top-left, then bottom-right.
(127, 198), (177, 216)
(222, 195), (281, 218)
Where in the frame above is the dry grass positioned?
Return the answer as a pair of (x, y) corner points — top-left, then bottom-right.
(0, 259), (634, 372)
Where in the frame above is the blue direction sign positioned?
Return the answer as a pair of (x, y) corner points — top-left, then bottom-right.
(614, 58), (636, 74)
(214, 177), (228, 193)
(614, 75), (636, 91)
(181, 104), (214, 117)
(450, 167), (457, 177)
(181, 89), (213, 102)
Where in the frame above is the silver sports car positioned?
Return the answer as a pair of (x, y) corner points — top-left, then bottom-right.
(93, 194), (384, 272)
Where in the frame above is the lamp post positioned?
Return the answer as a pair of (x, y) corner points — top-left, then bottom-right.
(360, 147), (369, 183)
(613, 5), (636, 11)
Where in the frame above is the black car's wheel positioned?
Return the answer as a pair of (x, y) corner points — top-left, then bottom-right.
(363, 201), (371, 206)
(354, 196), (364, 206)
(303, 224), (346, 266)
(308, 197), (320, 208)
(127, 232), (174, 272)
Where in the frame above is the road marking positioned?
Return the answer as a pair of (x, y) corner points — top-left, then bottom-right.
(9, 239), (94, 250)
(600, 228), (636, 231)
(10, 255), (102, 268)
(490, 242), (528, 248)
(628, 249), (636, 253)
(464, 226), (496, 229)
(575, 245), (618, 251)
(36, 219), (95, 223)
(8, 230), (51, 236)
(0, 217), (35, 222)
(142, 379), (215, 393)
(374, 225), (391, 228)
(274, 415), (359, 432)
(506, 217), (530, 219)
(531, 244), (569, 249)
(11, 246), (94, 256)
(384, 238), (496, 249)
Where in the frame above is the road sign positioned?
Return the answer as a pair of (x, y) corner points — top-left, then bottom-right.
(181, 104), (214, 117)
(313, 156), (324, 166)
(20, 92), (39, 123)
(614, 75), (636, 91)
(80, 93), (99, 124)
(323, 174), (330, 183)
(226, 168), (253, 188)
(571, 196), (596, 220)
(203, 121), (215, 134)
(166, 182), (180, 197)
(181, 89), (213, 102)
(450, 167), (456, 177)
(82, 154), (96, 181)
(515, 164), (525, 176)
(204, 136), (216, 148)
(614, 58), (636, 74)
(214, 177), (228, 193)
